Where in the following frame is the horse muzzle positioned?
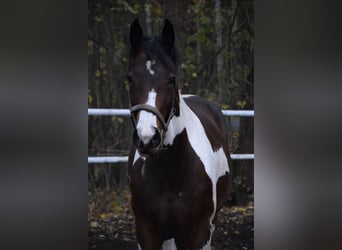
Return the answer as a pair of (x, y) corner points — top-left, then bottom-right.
(132, 126), (164, 156)
(130, 103), (175, 157)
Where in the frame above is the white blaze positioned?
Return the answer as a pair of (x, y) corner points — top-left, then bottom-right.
(136, 89), (157, 145)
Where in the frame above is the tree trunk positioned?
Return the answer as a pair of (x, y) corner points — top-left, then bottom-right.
(215, 0), (225, 103)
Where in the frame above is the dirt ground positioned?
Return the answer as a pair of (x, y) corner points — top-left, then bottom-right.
(88, 190), (253, 250)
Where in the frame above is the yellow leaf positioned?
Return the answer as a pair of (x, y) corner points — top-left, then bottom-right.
(90, 221), (98, 228)
(124, 81), (129, 91)
(237, 207), (247, 212)
(95, 69), (101, 77)
(192, 72), (197, 78)
(237, 100), (247, 108)
(113, 201), (123, 213)
(117, 117), (124, 123)
(221, 104), (230, 109)
(114, 206), (123, 213)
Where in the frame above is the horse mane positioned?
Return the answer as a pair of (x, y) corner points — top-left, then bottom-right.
(143, 36), (177, 74)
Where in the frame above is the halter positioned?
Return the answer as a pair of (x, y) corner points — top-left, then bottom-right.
(129, 82), (177, 153)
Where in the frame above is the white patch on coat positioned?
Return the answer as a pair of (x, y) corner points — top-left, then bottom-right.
(133, 150), (140, 165)
(136, 89), (157, 145)
(146, 60), (155, 75)
(133, 93), (229, 248)
(164, 92), (230, 223)
(200, 223), (215, 250)
(161, 238), (176, 250)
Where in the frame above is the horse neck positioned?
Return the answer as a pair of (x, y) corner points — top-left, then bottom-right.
(164, 92), (195, 146)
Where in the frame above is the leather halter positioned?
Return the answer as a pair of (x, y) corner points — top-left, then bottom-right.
(129, 84), (177, 153)
(130, 104), (172, 132)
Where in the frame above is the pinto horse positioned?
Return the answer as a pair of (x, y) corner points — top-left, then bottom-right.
(127, 19), (232, 250)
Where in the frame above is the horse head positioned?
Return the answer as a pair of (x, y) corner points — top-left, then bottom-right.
(128, 19), (179, 156)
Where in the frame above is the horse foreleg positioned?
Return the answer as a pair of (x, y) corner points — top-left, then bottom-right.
(186, 221), (214, 250)
(135, 218), (162, 250)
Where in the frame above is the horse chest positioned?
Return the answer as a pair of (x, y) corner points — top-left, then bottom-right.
(129, 149), (213, 223)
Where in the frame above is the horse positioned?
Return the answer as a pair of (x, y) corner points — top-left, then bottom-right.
(127, 19), (232, 250)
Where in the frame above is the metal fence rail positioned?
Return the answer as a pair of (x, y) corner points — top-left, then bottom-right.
(88, 154), (254, 164)
(88, 108), (254, 117)
(88, 108), (254, 163)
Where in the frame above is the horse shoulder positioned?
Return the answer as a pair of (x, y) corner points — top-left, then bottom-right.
(183, 95), (228, 152)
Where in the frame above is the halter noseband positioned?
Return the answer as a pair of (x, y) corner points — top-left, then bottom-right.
(129, 86), (177, 154)
(130, 104), (172, 132)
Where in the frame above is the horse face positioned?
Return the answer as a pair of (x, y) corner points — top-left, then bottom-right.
(128, 19), (178, 156)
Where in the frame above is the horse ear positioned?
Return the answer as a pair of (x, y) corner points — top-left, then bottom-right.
(161, 19), (175, 53)
(130, 19), (144, 54)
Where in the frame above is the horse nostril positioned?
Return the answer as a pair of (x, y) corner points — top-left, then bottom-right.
(133, 127), (162, 155)
(150, 130), (161, 148)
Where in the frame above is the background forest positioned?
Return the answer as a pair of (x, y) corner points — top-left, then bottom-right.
(88, 0), (254, 205)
